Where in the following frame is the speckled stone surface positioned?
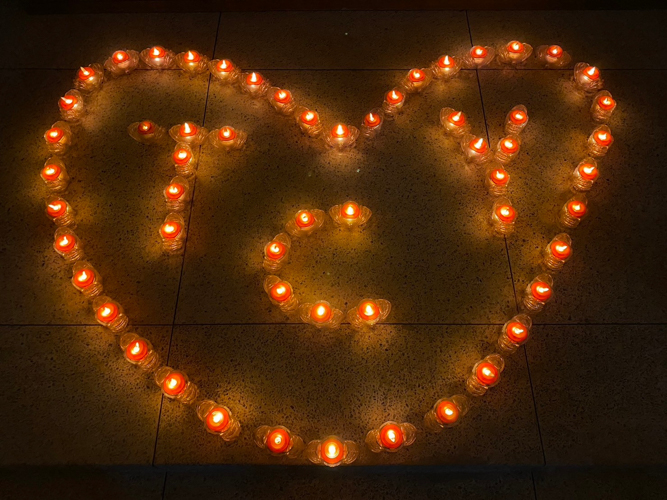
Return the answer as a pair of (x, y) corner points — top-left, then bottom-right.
(154, 324), (541, 465)
(527, 324), (667, 465)
(468, 10), (667, 70)
(0, 326), (170, 465)
(175, 69), (515, 324)
(478, 69), (667, 324)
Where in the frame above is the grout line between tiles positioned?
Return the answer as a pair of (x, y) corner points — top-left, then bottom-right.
(531, 470), (539, 500)
(161, 471), (169, 500)
(524, 344), (548, 467)
(5, 67), (667, 72)
(1, 322), (666, 328)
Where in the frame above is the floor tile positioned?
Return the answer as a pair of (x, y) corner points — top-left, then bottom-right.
(0, 467), (165, 500)
(215, 11), (470, 70)
(0, 69), (208, 324)
(154, 324), (542, 465)
(526, 325), (667, 465)
(164, 468), (534, 499)
(0, 11), (220, 69)
(534, 467), (667, 500)
(468, 10), (667, 69)
(478, 69), (667, 323)
(176, 69), (516, 324)
(0, 326), (170, 465)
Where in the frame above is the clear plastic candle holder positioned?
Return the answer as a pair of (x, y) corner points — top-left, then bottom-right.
(522, 273), (554, 313)
(295, 107), (324, 137)
(485, 163), (510, 197)
(169, 121), (208, 146)
(240, 71), (270, 98)
(360, 109), (384, 138)
(401, 68), (433, 93)
(163, 176), (191, 212)
(119, 332), (160, 372)
(268, 87), (297, 115)
(382, 89), (406, 120)
(306, 436), (358, 467)
(543, 233), (573, 272)
(329, 201), (372, 229)
(591, 90), (616, 123)
(172, 144), (198, 177)
(208, 126), (247, 152)
(71, 261), (103, 299)
(431, 55), (460, 79)
(175, 50), (209, 77)
(41, 157), (70, 193)
(495, 135), (521, 165)
(559, 194), (588, 229)
(536, 45), (571, 68)
(497, 314), (533, 354)
(74, 64), (104, 93)
(587, 125), (614, 157)
(571, 158), (599, 192)
(423, 395), (470, 431)
(505, 105), (529, 135)
(160, 213), (186, 254)
(197, 400), (241, 442)
(140, 46), (176, 70)
(463, 45), (495, 68)
(491, 198), (517, 236)
(347, 299), (391, 331)
(440, 107), (470, 138)
(299, 301), (344, 330)
(365, 421), (416, 453)
(255, 425), (304, 458)
(466, 353), (505, 397)
(154, 367), (198, 404)
(58, 89), (85, 122)
(264, 275), (299, 314)
(263, 233), (291, 273)
(324, 123), (359, 151)
(53, 227), (84, 263)
(285, 209), (326, 237)
(104, 49), (140, 77)
(497, 40), (533, 66)
(92, 296), (129, 334)
(45, 195), (75, 227)
(208, 59), (240, 84)
(461, 134), (493, 165)
(128, 120), (166, 144)
(573, 63), (603, 94)
(44, 122), (72, 155)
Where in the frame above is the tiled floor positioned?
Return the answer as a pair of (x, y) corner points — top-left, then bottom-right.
(0, 8), (665, 499)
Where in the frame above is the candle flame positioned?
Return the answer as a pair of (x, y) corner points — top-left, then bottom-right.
(113, 51), (127, 62)
(219, 59), (229, 70)
(513, 325), (525, 335)
(77, 270), (88, 282)
(536, 285), (550, 294)
(152, 48), (161, 57)
(452, 111), (462, 122)
(275, 285), (286, 296)
(504, 139), (515, 149)
(212, 411), (223, 423)
(164, 224), (176, 234)
(473, 46), (486, 57)
(168, 377), (178, 389)
(186, 50), (196, 61)
(131, 342), (141, 355)
(500, 207), (511, 217)
(443, 55), (451, 65)
(549, 45), (562, 56)
(494, 170), (505, 180)
(250, 72), (259, 83)
(316, 305), (327, 317)
(346, 205), (356, 216)
(183, 122), (193, 135)
(80, 67), (91, 77)
(326, 443), (339, 458)
(305, 112), (314, 121)
(413, 69), (421, 78)
(177, 150), (188, 160)
(300, 212), (311, 223)
(386, 429), (397, 443)
(583, 165), (596, 175)
(168, 185), (180, 195)
(45, 167), (57, 176)
(474, 138), (485, 150)
(482, 367), (493, 377)
(512, 42), (521, 50)
(59, 236), (70, 247)
(335, 124), (346, 136)
(445, 407), (454, 416)
(390, 90), (399, 100)
(101, 306), (112, 317)
(48, 202), (62, 211)
(270, 243), (281, 254)
(597, 132), (608, 141)
(49, 130), (60, 138)
(62, 97), (74, 105)
(274, 435), (282, 445)
(364, 304), (375, 316)
(555, 244), (569, 253)
(585, 66), (597, 76)
(368, 112), (376, 122)
(278, 91), (286, 99)
(513, 111), (525, 121)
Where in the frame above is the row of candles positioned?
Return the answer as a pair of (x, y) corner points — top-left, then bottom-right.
(40, 44), (616, 465)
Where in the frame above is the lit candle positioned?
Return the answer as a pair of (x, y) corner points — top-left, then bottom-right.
(588, 125), (614, 157)
(461, 134), (492, 164)
(176, 50), (208, 76)
(241, 71), (268, 97)
(505, 105), (529, 135)
(196, 400), (241, 441)
(382, 89), (405, 119)
(491, 198), (517, 236)
(267, 428), (291, 454)
(495, 135), (521, 165)
(206, 407), (230, 433)
(360, 108), (384, 138)
(571, 158), (599, 192)
(403, 67), (432, 93)
(154, 367), (198, 404)
(160, 213), (186, 254)
(264, 275), (299, 313)
(209, 126), (247, 151)
(379, 423), (404, 450)
(465, 45), (495, 68)
(41, 157), (69, 192)
(310, 302), (332, 323)
(306, 436), (358, 466)
(93, 296), (129, 333)
(172, 145), (197, 176)
(45, 196), (74, 227)
(255, 425), (303, 457)
(269, 87), (296, 115)
(574, 62), (603, 93)
(44, 122), (71, 154)
(71, 261), (103, 298)
(347, 298), (391, 331)
(296, 108), (323, 137)
(169, 121), (207, 146)
(431, 54), (460, 79)
(365, 421), (416, 453)
(299, 300), (343, 330)
(164, 372), (185, 395)
(324, 122), (360, 150)
(74, 64), (104, 92)
(262, 233), (291, 273)
(497, 314), (533, 353)
(119, 333), (160, 371)
(485, 165), (510, 196)
(424, 395), (470, 431)
(466, 354), (505, 397)
(127, 119), (165, 143)
(499, 40), (532, 65)
(543, 233), (573, 272)
(104, 49), (139, 76)
(560, 195), (588, 228)
(53, 227), (83, 262)
(591, 90), (616, 123)
(285, 208), (325, 237)
(163, 176), (190, 212)
(209, 58), (240, 83)
(536, 44), (571, 68)
(522, 274), (554, 313)
(440, 107), (470, 137)
(140, 45), (174, 69)
(125, 338), (148, 362)
(320, 437), (344, 465)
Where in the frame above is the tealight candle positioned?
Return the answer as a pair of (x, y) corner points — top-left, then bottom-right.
(71, 261), (103, 298)
(587, 125), (614, 157)
(154, 366), (198, 404)
(176, 50), (209, 76)
(306, 436), (359, 467)
(543, 233), (573, 272)
(347, 298), (392, 331)
(299, 301), (344, 330)
(382, 89), (406, 119)
(285, 208), (325, 237)
(127, 120), (165, 144)
(497, 314), (533, 353)
(92, 296), (129, 333)
(172, 144), (197, 177)
(485, 164), (510, 196)
(74, 64), (104, 92)
(365, 421), (417, 453)
(491, 198), (517, 236)
(536, 44), (571, 68)
(241, 71), (269, 97)
(295, 107), (324, 137)
(268, 87), (297, 115)
(255, 425), (304, 457)
(324, 123), (360, 150)
(104, 49), (139, 77)
(329, 200), (372, 228)
(498, 40), (533, 65)
(169, 121), (208, 146)
(590, 90), (617, 123)
(495, 135), (521, 165)
(402, 67), (432, 93)
(140, 45), (175, 69)
(196, 400), (242, 441)
(424, 395), (470, 431)
(431, 54), (460, 79)
(208, 126), (247, 151)
(262, 233), (291, 272)
(264, 275), (299, 313)
(160, 213), (186, 254)
(208, 58), (240, 84)
(120, 333), (160, 372)
(559, 194), (588, 229)
(45, 196), (75, 227)
(163, 176), (190, 212)
(505, 105), (529, 135)
(440, 107), (470, 137)
(571, 158), (599, 192)
(464, 45), (495, 68)
(44, 121), (71, 154)
(53, 227), (84, 262)
(522, 273), (554, 313)
(41, 157), (70, 192)
(573, 62), (603, 94)
(360, 108), (384, 138)
(466, 354), (505, 397)
(461, 134), (493, 165)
